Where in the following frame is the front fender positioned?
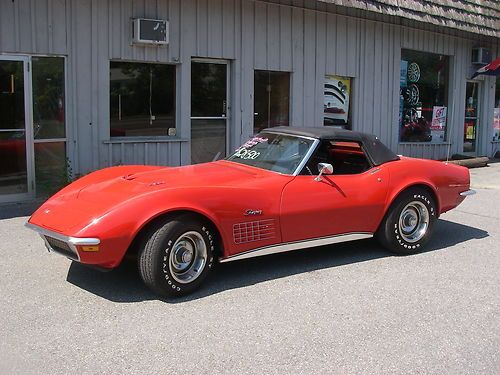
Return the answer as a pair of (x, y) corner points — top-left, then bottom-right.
(74, 189), (229, 268)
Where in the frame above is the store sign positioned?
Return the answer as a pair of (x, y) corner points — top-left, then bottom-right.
(324, 75), (351, 127)
(431, 106), (447, 142)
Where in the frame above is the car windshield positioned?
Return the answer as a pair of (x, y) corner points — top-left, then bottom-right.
(226, 132), (316, 174)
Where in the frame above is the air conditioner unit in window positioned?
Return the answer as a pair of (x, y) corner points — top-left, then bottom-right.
(132, 18), (169, 45)
(471, 47), (492, 65)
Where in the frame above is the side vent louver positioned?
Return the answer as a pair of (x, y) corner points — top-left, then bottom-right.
(233, 219), (276, 244)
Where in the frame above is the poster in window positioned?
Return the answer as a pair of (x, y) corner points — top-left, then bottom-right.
(493, 108), (500, 141)
(400, 60), (408, 88)
(465, 121), (476, 140)
(324, 75), (351, 128)
(430, 106), (447, 143)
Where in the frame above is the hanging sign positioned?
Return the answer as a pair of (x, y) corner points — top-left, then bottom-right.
(431, 106), (447, 142)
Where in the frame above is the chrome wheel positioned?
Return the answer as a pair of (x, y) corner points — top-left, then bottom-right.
(169, 231), (207, 284)
(407, 62), (421, 82)
(398, 201), (429, 243)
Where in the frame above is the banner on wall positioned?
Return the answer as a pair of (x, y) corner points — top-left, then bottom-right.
(431, 106), (447, 142)
(324, 75), (351, 127)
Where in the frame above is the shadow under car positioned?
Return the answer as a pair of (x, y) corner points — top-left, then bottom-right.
(65, 219), (489, 303)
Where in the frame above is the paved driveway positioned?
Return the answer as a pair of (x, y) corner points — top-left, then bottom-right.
(0, 164), (499, 374)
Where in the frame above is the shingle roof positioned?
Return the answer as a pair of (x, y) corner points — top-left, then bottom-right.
(316, 0), (500, 38)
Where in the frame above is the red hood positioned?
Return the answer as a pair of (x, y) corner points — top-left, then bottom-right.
(28, 161), (279, 233)
(77, 160), (264, 199)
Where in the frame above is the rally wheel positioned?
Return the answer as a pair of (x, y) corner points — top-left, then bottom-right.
(377, 188), (437, 255)
(138, 214), (216, 297)
(403, 84), (420, 105)
(407, 62), (421, 82)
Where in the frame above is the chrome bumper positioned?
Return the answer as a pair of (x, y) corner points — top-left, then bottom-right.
(460, 189), (476, 197)
(25, 222), (100, 262)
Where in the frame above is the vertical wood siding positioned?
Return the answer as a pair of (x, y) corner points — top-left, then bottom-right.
(0, 0), (499, 175)
(104, 140), (185, 166)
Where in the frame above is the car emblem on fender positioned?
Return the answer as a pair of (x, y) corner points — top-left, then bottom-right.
(244, 209), (263, 216)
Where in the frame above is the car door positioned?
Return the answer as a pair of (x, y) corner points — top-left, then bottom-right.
(279, 141), (390, 243)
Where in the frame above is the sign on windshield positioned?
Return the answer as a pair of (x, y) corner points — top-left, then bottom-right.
(226, 132), (315, 175)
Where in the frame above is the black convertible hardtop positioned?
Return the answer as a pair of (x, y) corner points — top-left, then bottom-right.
(263, 126), (400, 166)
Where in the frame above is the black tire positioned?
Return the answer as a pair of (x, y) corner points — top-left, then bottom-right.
(377, 188), (436, 255)
(138, 214), (216, 297)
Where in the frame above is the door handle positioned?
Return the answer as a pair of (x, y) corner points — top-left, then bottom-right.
(222, 100), (227, 116)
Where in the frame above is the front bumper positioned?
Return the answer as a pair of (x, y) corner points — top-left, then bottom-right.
(25, 222), (100, 262)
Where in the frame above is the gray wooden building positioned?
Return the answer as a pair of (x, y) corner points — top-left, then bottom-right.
(0, 0), (499, 203)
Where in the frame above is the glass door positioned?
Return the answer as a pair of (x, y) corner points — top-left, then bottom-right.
(0, 56), (33, 202)
(32, 56), (68, 197)
(463, 81), (480, 154)
(254, 70), (290, 133)
(190, 60), (229, 164)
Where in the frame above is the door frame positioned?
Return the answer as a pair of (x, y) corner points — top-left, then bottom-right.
(0, 54), (35, 203)
(190, 58), (231, 162)
(462, 79), (482, 156)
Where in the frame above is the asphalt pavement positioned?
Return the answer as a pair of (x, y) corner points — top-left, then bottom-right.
(0, 163), (499, 374)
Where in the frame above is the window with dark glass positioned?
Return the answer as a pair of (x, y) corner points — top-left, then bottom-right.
(32, 57), (68, 196)
(110, 62), (176, 137)
(254, 71), (290, 134)
(399, 50), (449, 143)
(0, 60), (27, 195)
(32, 57), (66, 139)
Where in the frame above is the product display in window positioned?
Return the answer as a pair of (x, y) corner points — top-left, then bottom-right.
(463, 81), (479, 153)
(407, 62), (421, 83)
(399, 50), (449, 143)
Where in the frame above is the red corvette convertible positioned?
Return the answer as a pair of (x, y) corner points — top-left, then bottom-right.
(26, 127), (474, 297)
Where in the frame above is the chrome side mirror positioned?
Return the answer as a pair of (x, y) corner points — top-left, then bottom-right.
(315, 163), (333, 181)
